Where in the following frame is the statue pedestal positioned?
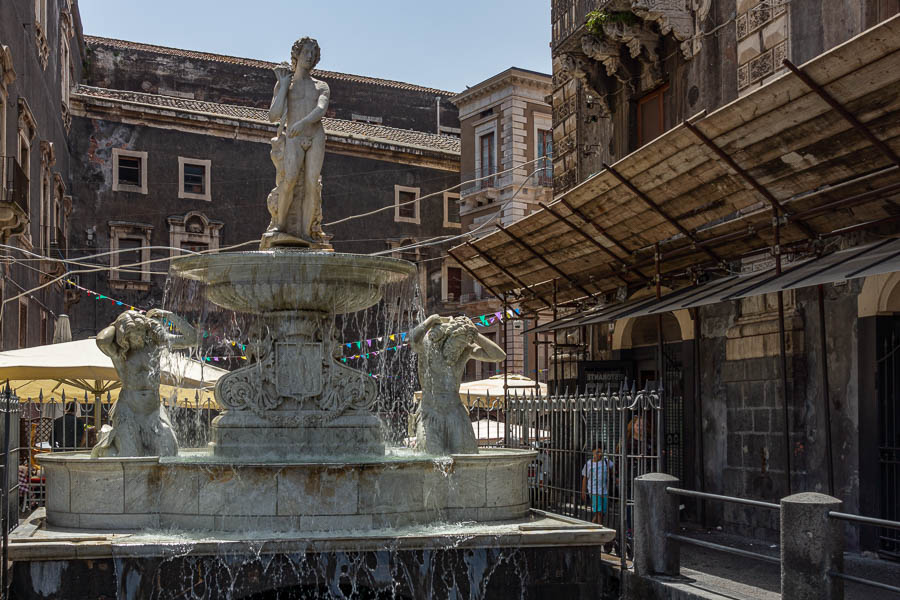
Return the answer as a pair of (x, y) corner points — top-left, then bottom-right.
(211, 308), (382, 459)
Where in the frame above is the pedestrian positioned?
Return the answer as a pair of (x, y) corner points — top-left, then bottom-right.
(581, 446), (614, 524)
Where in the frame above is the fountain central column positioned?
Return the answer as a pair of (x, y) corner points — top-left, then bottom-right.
(211, 309), (383, 459)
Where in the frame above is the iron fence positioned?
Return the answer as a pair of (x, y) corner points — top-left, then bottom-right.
(5, 388), (218, 519)
(464, 382), (663, 560)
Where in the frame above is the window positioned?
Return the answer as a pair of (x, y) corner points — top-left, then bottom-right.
(637, 86), (667, 147)
(110, 222), (152, 288)
(34, 0), (47, 30)
(443, 265), (462, 302)
(18, 299), (28, 349)
(39, 169), (50, 254)
(167, 211), (222, 257)
(112, 148), (148, 194)
(351, 113), (382, 125)
(40, 311), (48, 345)
(17, 133), (31, 242)
(182, 241), (208, 254)
(117, 238), (143, 281)
(178, 157), (212, 201)
(32, 0), (49, 69)
(537, 129), (553, 186)
(118, 158), (141, 186)
(483, 332), (499, 377)
(443, 192), (461, 228)
(479, 132), (496, 188)
(394, 185), (420, 224)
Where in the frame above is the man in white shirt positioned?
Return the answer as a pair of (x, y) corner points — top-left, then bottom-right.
(581, 447), (614, 524)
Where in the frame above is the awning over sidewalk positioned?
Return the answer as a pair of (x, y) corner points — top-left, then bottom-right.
(449, 15), (900, 314)
(535, 237), (900, 332)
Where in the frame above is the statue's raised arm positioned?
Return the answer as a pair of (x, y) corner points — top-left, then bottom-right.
(146, 309), (199, 350)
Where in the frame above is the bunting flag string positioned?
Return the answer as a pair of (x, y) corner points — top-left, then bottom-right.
(65, 279), (521, 364)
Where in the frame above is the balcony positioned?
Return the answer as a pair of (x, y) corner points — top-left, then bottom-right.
(552, 0), (605, 50)
(52, 225), (67, 257)
(461, 168), (499, 198)
(0, 157), (30, 239)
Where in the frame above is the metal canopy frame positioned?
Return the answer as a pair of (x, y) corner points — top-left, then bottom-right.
(449, 16), (900, 313)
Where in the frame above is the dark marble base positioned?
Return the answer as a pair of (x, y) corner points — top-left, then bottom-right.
(11, 545), (618, 600)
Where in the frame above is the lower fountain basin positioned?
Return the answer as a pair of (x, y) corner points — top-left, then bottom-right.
(38, 448), (536, 533)
(169, 250), (416, 314)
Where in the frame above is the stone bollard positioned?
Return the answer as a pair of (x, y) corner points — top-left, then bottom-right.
(780, 492), (843, 600)
(633, 472), (680, 577)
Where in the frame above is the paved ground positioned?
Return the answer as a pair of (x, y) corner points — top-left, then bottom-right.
(675, 527), (900, 599)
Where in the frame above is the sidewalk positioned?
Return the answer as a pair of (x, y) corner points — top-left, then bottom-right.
(675, 527), (900, 600)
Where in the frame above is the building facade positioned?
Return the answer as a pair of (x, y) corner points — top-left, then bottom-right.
(449, 1), (900, 556)
(0, 0), (83, 350)
(54, 37), (462, 345)
(544, 0), (900, 547)
(449, 68), (554, 382)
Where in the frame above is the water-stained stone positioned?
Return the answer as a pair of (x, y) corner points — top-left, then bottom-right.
(68, 462), (124, 514)
(276, 465), (358, 516)
(198, 466), (277, 516)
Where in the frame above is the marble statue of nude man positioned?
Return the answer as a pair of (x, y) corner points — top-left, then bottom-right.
(411, 315), (506, 455)
(91, 309), (198, 458)
(262, 36), (331, 249)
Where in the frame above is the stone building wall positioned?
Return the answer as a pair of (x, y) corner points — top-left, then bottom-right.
(0, 0), (84, 350)
(82, 37), (461, 135)
(697, 282), (863, 541)
(66, 111), (459, 339)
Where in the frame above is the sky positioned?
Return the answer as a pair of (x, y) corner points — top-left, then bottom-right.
(77, 0), (553, 93)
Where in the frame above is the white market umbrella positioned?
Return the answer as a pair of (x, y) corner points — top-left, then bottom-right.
(0, 338), (227, 414)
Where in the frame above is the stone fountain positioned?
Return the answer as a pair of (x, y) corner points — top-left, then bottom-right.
(11, 37), (613, 599)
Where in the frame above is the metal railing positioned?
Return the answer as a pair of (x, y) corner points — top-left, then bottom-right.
(636, 477), (900, 597)
(1, 157), (28, 215)
(6, 387), (218, 518)
(500, 382), (664, 565)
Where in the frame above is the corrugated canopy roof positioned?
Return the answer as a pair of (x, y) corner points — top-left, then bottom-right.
(450, 15), (900, 315)
(532, 237), (900, 333)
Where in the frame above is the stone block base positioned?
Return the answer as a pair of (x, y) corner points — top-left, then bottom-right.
(9, 513), (617, 600)
(209, 410), (385, 459)
(38, 448), (536, 532)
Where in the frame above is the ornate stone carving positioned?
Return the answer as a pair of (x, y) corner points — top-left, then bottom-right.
(91, 310), (199, 458)
(411, 315), (506, 455)
(216, 325), (377, 428)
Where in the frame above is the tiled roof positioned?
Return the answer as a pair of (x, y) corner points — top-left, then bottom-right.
(74, 85), (461, 155)
(84, 36), (458, 96)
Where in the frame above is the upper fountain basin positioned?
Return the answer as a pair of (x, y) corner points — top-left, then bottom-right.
(169, 250), (416, 314)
